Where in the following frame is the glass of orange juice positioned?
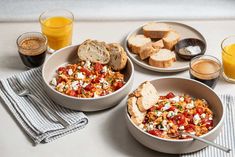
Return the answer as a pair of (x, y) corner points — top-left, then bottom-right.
(39, 9), (74, 52)
(221, 36), (235, 83)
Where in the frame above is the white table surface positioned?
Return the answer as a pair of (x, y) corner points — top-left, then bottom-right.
(0, 20), (235, 157)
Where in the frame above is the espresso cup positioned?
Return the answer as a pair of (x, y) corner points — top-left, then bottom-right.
(189, 55), (222, 88)
(16, 32), (47, 68)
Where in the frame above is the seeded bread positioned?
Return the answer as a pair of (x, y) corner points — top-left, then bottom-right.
(149, 49), (176, 68)
(128, 96), (146, 125)
(143, 22), (171, 39)
(106, 43), (127, 71)
(128, 35), (151, 54)
(77, 39), (110, 64)
(163, 31), (180, 50)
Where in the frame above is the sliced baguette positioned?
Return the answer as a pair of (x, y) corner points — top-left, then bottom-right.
(163, 31), (180, 50)
(138, 40), (164, 60)
(77, 39), (110, 64)
(143, 22), (171, 39)
(132, 81), (158, 112)
(128, 96), (146, 125)
(149, 49), (176, 68)
(106, 43), (128, 70)
(128, 35), (151, 54)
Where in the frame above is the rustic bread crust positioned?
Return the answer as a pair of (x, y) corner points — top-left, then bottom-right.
(163, 31), (180, 50)
(107, 43), (127, 70)
(143, 22), (171, 39)
(77, 39), (110, 64)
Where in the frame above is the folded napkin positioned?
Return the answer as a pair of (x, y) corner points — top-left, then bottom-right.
(0, 68), (88, 145)
(181, 94), (235, 157)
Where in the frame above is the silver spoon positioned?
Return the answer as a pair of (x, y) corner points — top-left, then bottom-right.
(181, 131), (231, 153)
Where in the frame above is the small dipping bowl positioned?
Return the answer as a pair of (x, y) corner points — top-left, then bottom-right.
(175, 38), (206, 60)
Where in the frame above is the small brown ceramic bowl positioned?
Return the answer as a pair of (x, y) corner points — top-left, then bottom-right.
(42, 44), (134, 111)
(174, 38), (206, 60)
(126, 77), (224, 154)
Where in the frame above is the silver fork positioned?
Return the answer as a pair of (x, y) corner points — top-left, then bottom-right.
(8, 77), (70, 128)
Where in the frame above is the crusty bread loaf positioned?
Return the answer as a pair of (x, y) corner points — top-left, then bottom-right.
(77, 39), (110, 64)
(128, 96), (146, 125)
(149, 49), (176, 68)
(163, 31), (180, 50)
(132, 81), (158, 112)
(128, 35), (151, 54)
(143, 22), (171, 39)
(106, 43), (127, 70)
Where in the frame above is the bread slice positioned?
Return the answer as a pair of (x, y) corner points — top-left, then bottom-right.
(152, 39), (164, 49)
(149, 49), (176, 68)
(128, 96), (146, 125)
(138, 43), (158, 60)
(143, 22), (171, 39)
(106, 43), (127, 71)
(77, 39), (110, 64)
(128, 35), (151, 54)
(132, 81), (158, 112)
(163, 31), (180, 50)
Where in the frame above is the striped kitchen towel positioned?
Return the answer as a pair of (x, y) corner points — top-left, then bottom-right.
(0, 68), (88, 145)
(181, 95), (235, 157)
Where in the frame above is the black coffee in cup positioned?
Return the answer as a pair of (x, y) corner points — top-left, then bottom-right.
(17, 32), (47, 68)
(189, 55), (221, 88)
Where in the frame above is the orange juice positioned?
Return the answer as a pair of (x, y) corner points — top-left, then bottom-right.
(222, 43), (235, 79)
(41, 16), (73, 50)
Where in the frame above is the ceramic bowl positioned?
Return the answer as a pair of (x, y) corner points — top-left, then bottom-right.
(126, 77), (224, 154)
(174, 38), (206, 60)
(42, 44), (134, 111)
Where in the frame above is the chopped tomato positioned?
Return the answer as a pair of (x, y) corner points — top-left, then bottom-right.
(196, 107), (204, 115)
(174, 114), (186, 125)
(94, 63), (103, 73)
(149, 106), (156, 112)
(113, 81), (124, 90)
(169, 106), (177, 111)
(166, 92), (175, 99)
(202, 118), (213, 128)
(184, 97), (191, 103)
(148, 130), (162, 137)
(80, 68), (91, 76)
(85, 84), (94, 91)
(58, 67), (66, 74)
(68, 90), (77, 97)
(91, 77), (101, 83)
(185, 124), (195, 132)
(156, 104), (163, 110)
(184, 112), (194, 124)
(57, 77), (65, 83)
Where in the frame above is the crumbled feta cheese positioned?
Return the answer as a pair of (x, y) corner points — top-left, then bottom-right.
(179, 125), (185, 130)
(84, 60), (91, 69)
(71, 81), (79, 90)
(147, 122), (155, 131)
(209, 117), (213, 120)
(101, 66), (108, 73)
(186, 101), (195, 109)
(156, 111), (162, 117)
(57, 83), (65, 92)
(50, 78), (57, 86)
(96, 85), (102, 89)
(170, 96), (180, 102)
(158, 120), (168, 131)
(68, 69), (73, 75)
(76, 72), (85, 79)
(82, 82), (88, 88)
(167, 111), (175, 118)
(90, 75), (96, 79)
(182, 134), (187, 138)
(77, 66), (81, 69)
(162, 120), (167, 126)
(100, 78), (109, 89)
(193, 114), (201, 125)
(93, 92), (100, 98)
(201, 113), (206, 118)
(179, 97), (184, 102)
(162, 102), (171, 111)
(189, 131), (196, 135)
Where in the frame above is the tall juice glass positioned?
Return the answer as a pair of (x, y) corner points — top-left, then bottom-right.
(39, 9), (74, 52)
(221, 36), (235, 83)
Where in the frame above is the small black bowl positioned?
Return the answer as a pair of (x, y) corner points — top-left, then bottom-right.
(174, 38), (206, 60)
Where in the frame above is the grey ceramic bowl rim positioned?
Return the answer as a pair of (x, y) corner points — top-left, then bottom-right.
(42, 44), (135, 101)
(126, 77), (225, 142)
